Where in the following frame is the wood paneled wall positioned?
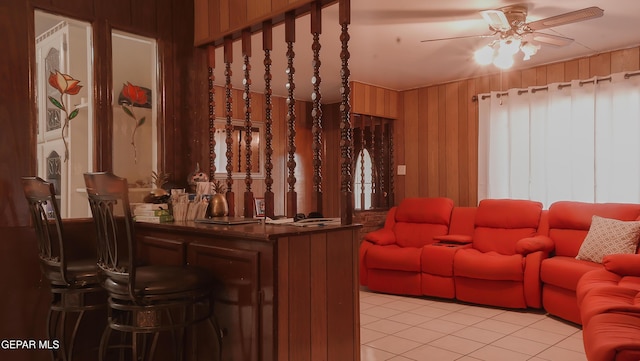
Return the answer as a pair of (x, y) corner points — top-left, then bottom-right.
(351, 81), (399, 119)
(397, 46), (640, 207)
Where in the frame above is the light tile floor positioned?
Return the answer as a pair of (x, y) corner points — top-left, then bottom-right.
(360, 289), (586, 361)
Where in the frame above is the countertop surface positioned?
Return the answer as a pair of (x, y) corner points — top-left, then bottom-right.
(135, 218), (362, 241)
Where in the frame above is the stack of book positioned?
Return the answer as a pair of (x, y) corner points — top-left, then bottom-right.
(131, 203), (173, 223)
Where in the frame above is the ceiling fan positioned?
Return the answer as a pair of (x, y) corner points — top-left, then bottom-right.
(422, 6), (604, 45)
(421, 6), (604, 68)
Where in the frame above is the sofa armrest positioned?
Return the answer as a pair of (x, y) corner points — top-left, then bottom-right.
(433, 234), (473, 244)
(364, 229), (397, 246)
(515, 235), (554, 255)
(602, 254), (640, 276)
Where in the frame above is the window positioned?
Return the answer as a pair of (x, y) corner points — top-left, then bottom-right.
(478, 72), (640, 207)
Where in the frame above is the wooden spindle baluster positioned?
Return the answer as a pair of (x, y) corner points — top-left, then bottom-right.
(360, 115), (365, 210)
(311, 1), (323, 215)
(389, 120), (395, 207)
(388, 122), (393, 205)
(263, 21), (275, 218)
(379, 118), (386, 208)
(224, 37), (235, 216)
(242, 30), (254, 218)
(339, 0), (353, 225)
(207, 46), (216, 180)
(285, 11), (297, 218)
(370, 116), (376, 208)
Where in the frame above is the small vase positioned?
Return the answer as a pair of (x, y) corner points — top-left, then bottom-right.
(209, 193), (229, 217)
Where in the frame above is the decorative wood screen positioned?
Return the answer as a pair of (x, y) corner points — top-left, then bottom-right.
(204, 0), (354, 224)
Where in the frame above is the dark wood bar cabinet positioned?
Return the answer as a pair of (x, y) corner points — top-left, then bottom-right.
(135, 221), (362, 361)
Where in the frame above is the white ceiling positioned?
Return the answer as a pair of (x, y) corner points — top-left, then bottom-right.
(213, 0), (640, 103)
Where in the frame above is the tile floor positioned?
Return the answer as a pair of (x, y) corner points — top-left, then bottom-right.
(359, 289), (586, 361)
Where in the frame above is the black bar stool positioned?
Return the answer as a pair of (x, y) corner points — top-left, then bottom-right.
(83, 172), (222, 360)
(21, 176), (107, 360)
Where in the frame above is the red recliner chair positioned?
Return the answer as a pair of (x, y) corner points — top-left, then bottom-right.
(453, 199), (552, 308)
(359, 197), (454, 295)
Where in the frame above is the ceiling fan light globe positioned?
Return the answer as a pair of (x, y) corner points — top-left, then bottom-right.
(493, 53), (514, 69)
(474, 45), (495, 65)
(521, 42), (540, 58)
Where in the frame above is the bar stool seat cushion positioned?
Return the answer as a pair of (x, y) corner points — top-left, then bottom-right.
(44, 258), (101, 287)
(102, 265), (213, 297)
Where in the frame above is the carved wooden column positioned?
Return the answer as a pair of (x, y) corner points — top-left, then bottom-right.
(370, 116), (376, 208)
(389, 120), (395, 206)
(379, 118), (385, 208)
(207, 46), (216, 180)
(242, 30), (254, 218)
(311, 2), (323, 214)
(359, 115), (365, 210)
(285, 11), (297, 218)
(262, 21), (275, 218)
(224, 38), (235, 216)
(339, 0), (353, 224)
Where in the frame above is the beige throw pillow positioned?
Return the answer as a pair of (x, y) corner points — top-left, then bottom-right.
(576, 215), (640, 263)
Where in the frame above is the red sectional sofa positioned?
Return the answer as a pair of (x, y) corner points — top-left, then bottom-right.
(540, 201), (640, 324)
(576, 254), (640, 361)
(360, 198), (640, 361)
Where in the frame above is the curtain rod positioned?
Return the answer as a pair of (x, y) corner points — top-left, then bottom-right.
(471, 70), (640, 102)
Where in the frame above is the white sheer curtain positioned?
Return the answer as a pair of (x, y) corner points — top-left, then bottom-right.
(478, 72), (640, 207)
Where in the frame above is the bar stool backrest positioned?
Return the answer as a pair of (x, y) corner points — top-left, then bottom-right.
(21, 176), (71, 285)
(84, 172), (137, 301)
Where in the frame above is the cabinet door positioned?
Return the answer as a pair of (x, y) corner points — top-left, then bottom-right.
(137, 234), (187, 265)
(188, 242), (260, 361)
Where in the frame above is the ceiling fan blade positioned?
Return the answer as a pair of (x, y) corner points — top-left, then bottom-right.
(526, 7), (604, 31)
(479, 9), (511, 32)
(421, 33), (496, 43)
(530, 32), (574, 47)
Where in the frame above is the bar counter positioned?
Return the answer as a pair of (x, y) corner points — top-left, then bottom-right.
(135, 220), (362, 361)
